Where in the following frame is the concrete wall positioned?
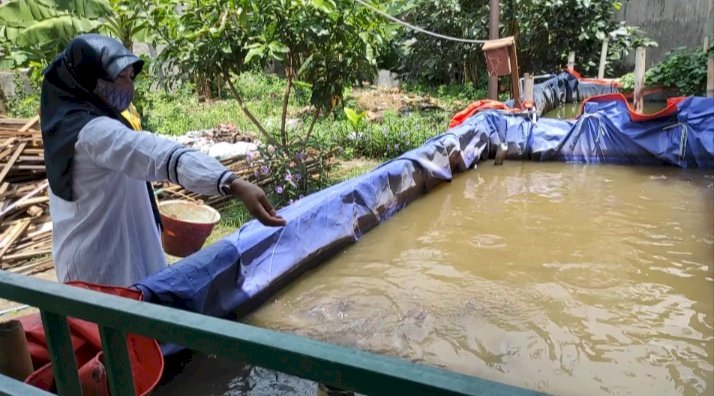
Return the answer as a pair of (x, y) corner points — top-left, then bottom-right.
(0, 70), (32, 98)
(617, 0), (714, 68)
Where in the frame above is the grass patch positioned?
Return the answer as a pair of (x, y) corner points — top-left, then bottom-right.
(136, 72), (312, 135)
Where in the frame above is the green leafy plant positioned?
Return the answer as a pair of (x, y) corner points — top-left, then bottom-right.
(618, 72), (635, 92)
(619, 47), (711, 96)
(395, 0), (489, 85)
(137, 0), (250, 100)
(646, 47), (711, 96)
(138, 0), (388, 202)
(504, 0), (656, 75)
(0, 0), (113, 70)
(393, 0), (656, 84)
(606, 22), (658, 75)
(344, 107), (367, 131)
(252, 138), (336, 207)
(333, 111), (447, 159)
(6, 72), (41, 117)
(102, 0), (150, 51)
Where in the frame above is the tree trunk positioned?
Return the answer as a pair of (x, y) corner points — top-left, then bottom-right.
(0, 87), (7, 115)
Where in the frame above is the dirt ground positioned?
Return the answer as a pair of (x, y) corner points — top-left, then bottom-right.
(350, 87), (443, 121)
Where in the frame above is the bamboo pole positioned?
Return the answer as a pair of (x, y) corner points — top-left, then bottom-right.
(567, 51), (576, 72)
(598, 38), (609, 79)
(487, 0), (500, 100)
(706, 35), (713, 98)
(523, 73), (535, 104)
(633, 47), (646, 113)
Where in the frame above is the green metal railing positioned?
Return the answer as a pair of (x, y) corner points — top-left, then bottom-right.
(0, 271), (542, 396)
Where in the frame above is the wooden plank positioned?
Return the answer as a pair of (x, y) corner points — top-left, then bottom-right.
(598, 37), (609, 79)
(0, 148), (13, 160)
(2, 215), (50, 227)
(0, 117), (36, 126)
(5, 240), (51, 257)
(508, 43), (521, 109)
(12, 259), (54, 275)
(0, 141), (27, 185)
(2, 249), (52, 261)
(633, 47), (647, 113)
(0, 137), (15, 150)
(18, 155), (45, 162)
(0, 131), (38, 137)
(1, 210), (24, 222)
(6, 237), (51, 255)
(0, 197), (49, 217)
(9, 165), (46, 170)
(18, 115), (40, 133)
(481, 37), (515, 51)
(0, 219), (31, 262)
(23, 148), (44, 154)
(26, 205), (44, 217)
(26, 222), (52, 238)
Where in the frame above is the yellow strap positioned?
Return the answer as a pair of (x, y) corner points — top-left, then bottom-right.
(121, 103), (142, 132)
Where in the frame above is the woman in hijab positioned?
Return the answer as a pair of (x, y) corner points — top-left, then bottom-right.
(40, 34), (286, 287)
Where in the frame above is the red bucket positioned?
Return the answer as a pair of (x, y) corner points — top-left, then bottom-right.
(158, 200), (221, 258)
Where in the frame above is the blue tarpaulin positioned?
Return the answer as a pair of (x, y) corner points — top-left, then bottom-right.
(134, 95), (714, 349)
(506, 72), (619, 115)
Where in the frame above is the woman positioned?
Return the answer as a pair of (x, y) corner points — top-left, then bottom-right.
(40, 34), (285, 286)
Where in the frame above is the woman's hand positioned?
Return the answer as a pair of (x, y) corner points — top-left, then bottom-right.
(230, 178), (286, 227)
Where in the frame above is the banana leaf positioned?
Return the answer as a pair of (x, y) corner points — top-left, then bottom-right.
(16, 14), (102, 47)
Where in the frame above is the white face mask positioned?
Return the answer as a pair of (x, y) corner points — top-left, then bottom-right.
(94, 78), (133, 112)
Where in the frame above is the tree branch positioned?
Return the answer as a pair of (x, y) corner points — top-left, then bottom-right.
(302, 108), (321, 145)
(223, 70), (279, 147)
(280, 54), (293, 148)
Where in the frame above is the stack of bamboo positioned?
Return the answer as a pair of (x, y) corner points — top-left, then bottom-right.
(0, 116), (53, 275)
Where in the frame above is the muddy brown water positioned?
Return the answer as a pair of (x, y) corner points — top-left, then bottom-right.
(544, 102), (665, 119)
(154, 162), (713, 396)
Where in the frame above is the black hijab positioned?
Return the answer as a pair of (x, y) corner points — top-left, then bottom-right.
(41, 34), (162, 229)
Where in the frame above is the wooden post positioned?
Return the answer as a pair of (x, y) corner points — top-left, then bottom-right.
(523, 73), (534, 104)
(707, 56), (714, 98)
(488, 0), (500, 100)
(633, 47), (646, 113)
(598, 38), (609, 79)
(567, 51), (576, 71)
(508, 43), (521, 109)
(704, 36), (710, 51)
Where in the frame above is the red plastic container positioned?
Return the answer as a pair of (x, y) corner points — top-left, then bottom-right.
(158, 200), (221, 257)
